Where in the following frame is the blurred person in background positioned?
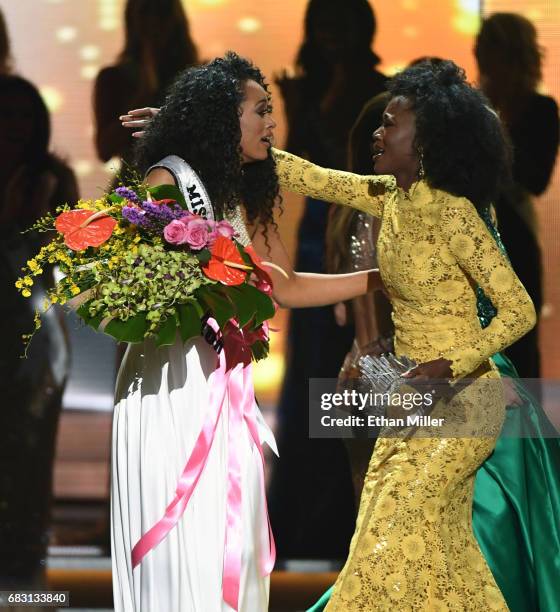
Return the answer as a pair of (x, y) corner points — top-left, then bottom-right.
(269, 0), (387, 561)
(475, 13), (559, 380)
(94, 0), (198, 179)
(0, 8), (13, 75)
(0, 74), (77, 588)
(324, 91), (392, 506)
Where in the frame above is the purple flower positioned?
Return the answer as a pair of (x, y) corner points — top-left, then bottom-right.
(115, 187), (140, 204)
(142, 200), (185, 225)
(122, 205), (148, 228)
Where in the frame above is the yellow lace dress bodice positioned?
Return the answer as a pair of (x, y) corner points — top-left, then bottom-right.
(273, 149), (536, 611)
(273, 148), (535, 378)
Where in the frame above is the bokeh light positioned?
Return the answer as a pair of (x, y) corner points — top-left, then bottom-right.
(237, 17), (262, 34)
(39, 86), (64, 113)
(56, 26), (77, 43)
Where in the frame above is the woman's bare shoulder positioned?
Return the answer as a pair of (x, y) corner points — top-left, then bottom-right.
(145, 167), (176, 187)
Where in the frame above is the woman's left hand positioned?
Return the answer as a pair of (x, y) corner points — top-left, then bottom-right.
(403, 358), (453, 381)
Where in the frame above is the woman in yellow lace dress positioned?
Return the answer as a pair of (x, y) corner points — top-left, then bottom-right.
(273, 61), (536, 610)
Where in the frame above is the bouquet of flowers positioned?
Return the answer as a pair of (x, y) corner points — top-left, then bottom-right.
(16, 180), (276, 363)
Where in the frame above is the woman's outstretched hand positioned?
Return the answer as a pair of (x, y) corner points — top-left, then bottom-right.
(119, 107), (160, 137)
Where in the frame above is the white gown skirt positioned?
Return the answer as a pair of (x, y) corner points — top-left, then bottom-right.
(111, 335), (274, 612)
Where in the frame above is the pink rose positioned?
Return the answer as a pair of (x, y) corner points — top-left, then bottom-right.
(164, 219), (189, 245)
(208, 219), (236, 246)
(183, 217), (210, 250)
(214, 220), (236, 239)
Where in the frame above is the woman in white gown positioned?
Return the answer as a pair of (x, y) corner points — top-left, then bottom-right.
(112, 52), (384, 612)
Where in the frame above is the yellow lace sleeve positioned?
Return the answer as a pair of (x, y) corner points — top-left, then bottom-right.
(441, 197), (537, 378)
(272, 148), (396, 217)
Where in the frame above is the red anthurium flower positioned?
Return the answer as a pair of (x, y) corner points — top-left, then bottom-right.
(244, 244), (275, 295)
(153, 198), (176, 206)
(55, 209), (117, 251)
(202, 235), (252, 286)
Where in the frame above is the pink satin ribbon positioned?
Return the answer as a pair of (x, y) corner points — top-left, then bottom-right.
(131, 319), (275, 611)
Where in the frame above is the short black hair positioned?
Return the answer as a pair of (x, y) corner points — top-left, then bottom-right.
(388, 60), (511, 210)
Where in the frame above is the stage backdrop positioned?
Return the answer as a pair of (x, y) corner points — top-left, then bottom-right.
(2, 0), (558, 406)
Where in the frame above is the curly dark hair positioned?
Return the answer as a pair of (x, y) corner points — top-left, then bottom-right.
(387, 60), (512, 211)
(135, 52), (280, 236)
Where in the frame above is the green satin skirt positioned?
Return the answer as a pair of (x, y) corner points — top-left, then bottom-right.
(309, 353), (560, 612)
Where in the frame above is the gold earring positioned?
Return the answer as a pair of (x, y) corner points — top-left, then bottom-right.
(417, 148), (425, 179)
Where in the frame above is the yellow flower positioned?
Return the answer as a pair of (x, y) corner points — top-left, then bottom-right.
(384, 571), (408, 601)
(425, 598), (449, 612)
(22, 289), (32, 298)
(340, 572), (362, 600)
(376, 494), (397, 518)
(70, 285), (81, 296)
(411, 241), (434, 265)
(449, 233), (475, 258)
(50, 294), (59, 304)
(23, 276), (34, 287)
(133, 234), (142, 243)
(424, 498), (440, 522)
(76, 199), (95, 210)
(27, 259), (40, 272)
(303, 166), (328, 189)
(15, 279), (24, 289)
(447, 591), (463, 607)
(401, 534), (426, 561)
(435, 279), (464, 301)
(439, 244), (455, 265)
(489, 266), (513, 292)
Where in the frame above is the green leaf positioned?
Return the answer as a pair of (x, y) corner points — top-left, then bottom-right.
(236, 242), (253, 266)
(76, 301), (104, 329)
(177, 302), (202, 342)
(251, 340), (270, 362)
(196, 249), (211, 264)
(155, 313), (179, 347)
(222, 285), (253, 327)
(197, 286), (235, 327)
(104, 313), (148, 343)
(148, 184), (187, 208)
(224, 284), (275, 327)
(108, 193), (124, 204)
